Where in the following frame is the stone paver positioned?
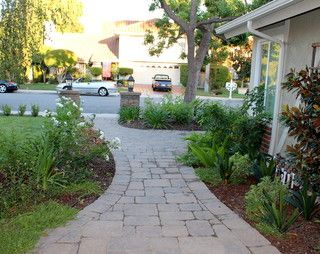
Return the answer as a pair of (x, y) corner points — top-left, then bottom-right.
(34, 115), (280, 254)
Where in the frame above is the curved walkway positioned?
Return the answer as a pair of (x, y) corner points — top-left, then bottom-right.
(35, 115), (280, 254)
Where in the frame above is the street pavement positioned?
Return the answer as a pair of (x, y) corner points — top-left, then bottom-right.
(0, 90), (243, 114)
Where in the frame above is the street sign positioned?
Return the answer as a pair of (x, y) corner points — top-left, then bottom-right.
(225, 80), (237, 99)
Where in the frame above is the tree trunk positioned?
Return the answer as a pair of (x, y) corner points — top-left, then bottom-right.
(184, 32), (199, 103)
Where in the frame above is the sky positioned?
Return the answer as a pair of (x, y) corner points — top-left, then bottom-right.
(80, 0), (163, 32)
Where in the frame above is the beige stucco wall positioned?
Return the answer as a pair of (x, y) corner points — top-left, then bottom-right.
(249, 9), (320, 154)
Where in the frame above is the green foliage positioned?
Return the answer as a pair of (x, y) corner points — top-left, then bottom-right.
(196, 102), (269, 158)
(286, 183), (320, 220)
(189, 144), (218, 168)
(230, 42), (252, 83)
(214, 143), (234, 182)
(1, 105), (11, 116)
(281, 69), (320, 189)
(180, 64), (188, 87)
(90, 67), (102, 77)
(18, 104), (26, 116)
(118, 67), (133, 76)
(252, 154), (276, 181)
(241, 84), (266, 116)
(169, 102), (193, 124)
(58, 181), (102, 197)
(119, 106), (140, 123)
(0, 0), (83, 83)
(229, 153), (251, 184)
(33, 135), (64, 191)
(195, 168), (222, 186)
(210, 65), (230, 90)
(44, 49), (77, 68)
(249, 0), (273, 10)
(0, 202), (77, 254)
(31, 104), (40, 117)
(259, 189), (300, 234)
(143, 100), (169, 129)
(245, 177), (288, 221)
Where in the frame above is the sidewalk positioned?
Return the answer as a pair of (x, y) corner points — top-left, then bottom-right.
(34, 116), (279, 254)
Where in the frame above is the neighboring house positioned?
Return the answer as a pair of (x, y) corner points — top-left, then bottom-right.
(46, 20), (187, 85)
(216, 0), (320, 156)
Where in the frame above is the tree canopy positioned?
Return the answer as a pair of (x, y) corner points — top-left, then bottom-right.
(145, 0), (274, 102)
(0, 0), (83, 83)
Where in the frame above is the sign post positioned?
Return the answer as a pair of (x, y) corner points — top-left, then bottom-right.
(225, 79), (237, 99)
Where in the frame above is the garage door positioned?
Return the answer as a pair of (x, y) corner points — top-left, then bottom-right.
(133, 64), (181, 85)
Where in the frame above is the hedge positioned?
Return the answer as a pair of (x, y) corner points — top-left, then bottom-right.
(118, 67), (133, 76)
(90, 67), (102, 77)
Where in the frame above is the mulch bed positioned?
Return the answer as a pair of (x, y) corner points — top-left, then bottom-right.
(57, 153), (116, 210)
(120, 119), (202, 131)
(207, 182), (320, 254)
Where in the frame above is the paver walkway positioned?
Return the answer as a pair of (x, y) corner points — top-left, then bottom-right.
(34, 115), (280, 254)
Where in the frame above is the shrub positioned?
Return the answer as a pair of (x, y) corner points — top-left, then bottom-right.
(229, 153), (251, 184)
(119, 106), (140, 123)
(252, 154), (276, 181)
(31, 105), (40, 117)
(118, 67), (133, 76)
(259, 188), (300, 234)
(245, 177), (288, 221)
(1, 105), (11, 116)
(180, 64), (188, 87)
(170, 103), (193, 124)
(210, 65), (230, 90)
(195, 168), (222, 186)
(90, 67), (102, 77)
(281, 69), (320, 190)
(286, 183), (320, 220)
(143, 104), (169, 129)
(241, 84), (266, 116)
(18, 104), (27, 116)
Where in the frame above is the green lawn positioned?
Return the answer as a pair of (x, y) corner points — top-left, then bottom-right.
(0, 116), (44, 139)
(19, 83), (57, 91)
(0, 202), (77, 254)
(196, 88), (246, 99)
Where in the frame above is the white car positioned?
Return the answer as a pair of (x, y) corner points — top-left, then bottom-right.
(57, 78), (118, 96)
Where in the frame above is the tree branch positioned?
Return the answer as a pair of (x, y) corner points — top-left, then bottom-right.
(190, 0), (198, 25)
(159, 0), (188, 32)
(196, 16), (237, 27)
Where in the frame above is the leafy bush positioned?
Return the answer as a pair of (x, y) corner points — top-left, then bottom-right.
(229, 153), (251, 184)
(143, 102), (169, 129)
(118, 67), (133, 76)
(241, 84), (266, 116)
(259, 188), (300, 234)
(31, 105), (40, 117)
(195, 168), (221, 186)
(281, 69), (320, 190)
(245, 177), (288, 221)
(286, 183), (320, 220)
(210, 65), (230, 90)
(252, 154), (276, 181)
(170, 103), (193, 124)
(90, 67), (102, 77)
(119, 106), (140, 123)
(180, 64), (188, 87)
(44, 49), (77, 68)
(18, 105), (27, 116)
(1, 105), (11, 116)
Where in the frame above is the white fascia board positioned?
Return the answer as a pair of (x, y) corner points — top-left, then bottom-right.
(216, 0), (320, 37)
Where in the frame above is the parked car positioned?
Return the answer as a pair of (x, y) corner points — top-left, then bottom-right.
(0, 80), (18, 93)
(152, 74), (172, 92)
(56, 78), (118, 96)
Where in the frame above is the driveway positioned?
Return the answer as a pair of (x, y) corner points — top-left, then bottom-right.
(34, 115), (279, 254)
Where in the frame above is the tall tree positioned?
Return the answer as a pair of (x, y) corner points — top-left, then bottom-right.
(145, 0), (246, 102)
(0, 0), (83, 83)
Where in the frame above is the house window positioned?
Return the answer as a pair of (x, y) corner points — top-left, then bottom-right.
(258, 41), (280, 117)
